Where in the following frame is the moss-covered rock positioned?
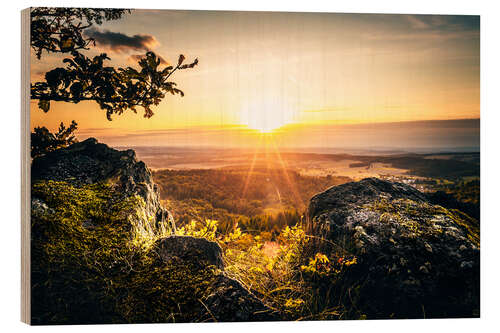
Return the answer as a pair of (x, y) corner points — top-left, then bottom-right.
(157, 236), (224, 269)
(307, 177), (479, 319)
(31, 137), (170, 228)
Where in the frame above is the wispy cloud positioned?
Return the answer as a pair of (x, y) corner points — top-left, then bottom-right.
(365, 30), (478, 42)
(84, 28), (159, 53)
(303, 105), (407, 113)
(75, 119), (480, 150)
(405, 14), (479, 32)
(77, 124), (254, 140)
(405, 15), (431, 30)
(303, 107), (354, 113)
(366, 15), (479, 42)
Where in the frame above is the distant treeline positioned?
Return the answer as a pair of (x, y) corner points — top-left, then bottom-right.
(152, 153), (480, 234)
(153, 168), (351, 234)
(243, 152), (479, 179)
(350, 154), (480, 179)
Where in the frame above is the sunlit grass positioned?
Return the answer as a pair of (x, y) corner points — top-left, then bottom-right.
(178, 219), (362, 320)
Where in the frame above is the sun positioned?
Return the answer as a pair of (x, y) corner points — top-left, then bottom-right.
(240, 100), (295, 133)
(244, 116), (286, 133)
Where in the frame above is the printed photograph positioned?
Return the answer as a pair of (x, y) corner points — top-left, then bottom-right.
(29, 8), (479, 324)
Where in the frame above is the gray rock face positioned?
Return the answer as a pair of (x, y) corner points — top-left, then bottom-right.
(201, 274), (277, 322)
(307, 177), (480, 318)
(31, 198), (54, 218)
(157, 236), (224, 270)
(31, 138), (169, 226)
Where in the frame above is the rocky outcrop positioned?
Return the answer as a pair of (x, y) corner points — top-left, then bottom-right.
(307, 177), (480, 318)
(156, 236), (277, 321)
(31, 137), (169, 227)
(201, 274), (277, 322)
(157, 236), (224, 270)
(31, 138), (275, 323)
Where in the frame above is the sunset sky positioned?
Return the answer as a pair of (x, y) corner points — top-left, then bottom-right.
(30, 10), (480, 150)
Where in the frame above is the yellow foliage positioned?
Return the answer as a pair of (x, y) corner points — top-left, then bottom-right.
(285, 298), (305, 308)
(301, 252), (357, 276)
(176, 219), (218, 241)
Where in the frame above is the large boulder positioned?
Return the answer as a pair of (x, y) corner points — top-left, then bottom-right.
(307, 177), (480, 319)
(157, 236), (224, 270)
(31, 138), (169, 226)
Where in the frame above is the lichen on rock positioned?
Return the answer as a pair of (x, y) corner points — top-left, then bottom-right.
(306, 177), (480, 319)
(31, 137), (171, 230)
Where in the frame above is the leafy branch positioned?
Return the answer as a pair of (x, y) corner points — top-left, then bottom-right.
(31, 51), (199, 120)
(31, 120), (78, 158)
(30, 7), (131, 59)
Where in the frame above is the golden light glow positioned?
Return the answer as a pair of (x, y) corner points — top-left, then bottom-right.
(239, 100), (295, 133)
(29, 11), (479, 148)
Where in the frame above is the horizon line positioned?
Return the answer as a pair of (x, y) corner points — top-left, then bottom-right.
(75, 117), (480, 135)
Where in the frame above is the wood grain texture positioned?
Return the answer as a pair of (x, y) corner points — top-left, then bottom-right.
(21, 7), (31, 325)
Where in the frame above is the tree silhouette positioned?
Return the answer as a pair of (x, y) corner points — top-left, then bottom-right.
(30, 7), (198, 120)
(30, 8), (130, 59)
(31, 121), (78, 159)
